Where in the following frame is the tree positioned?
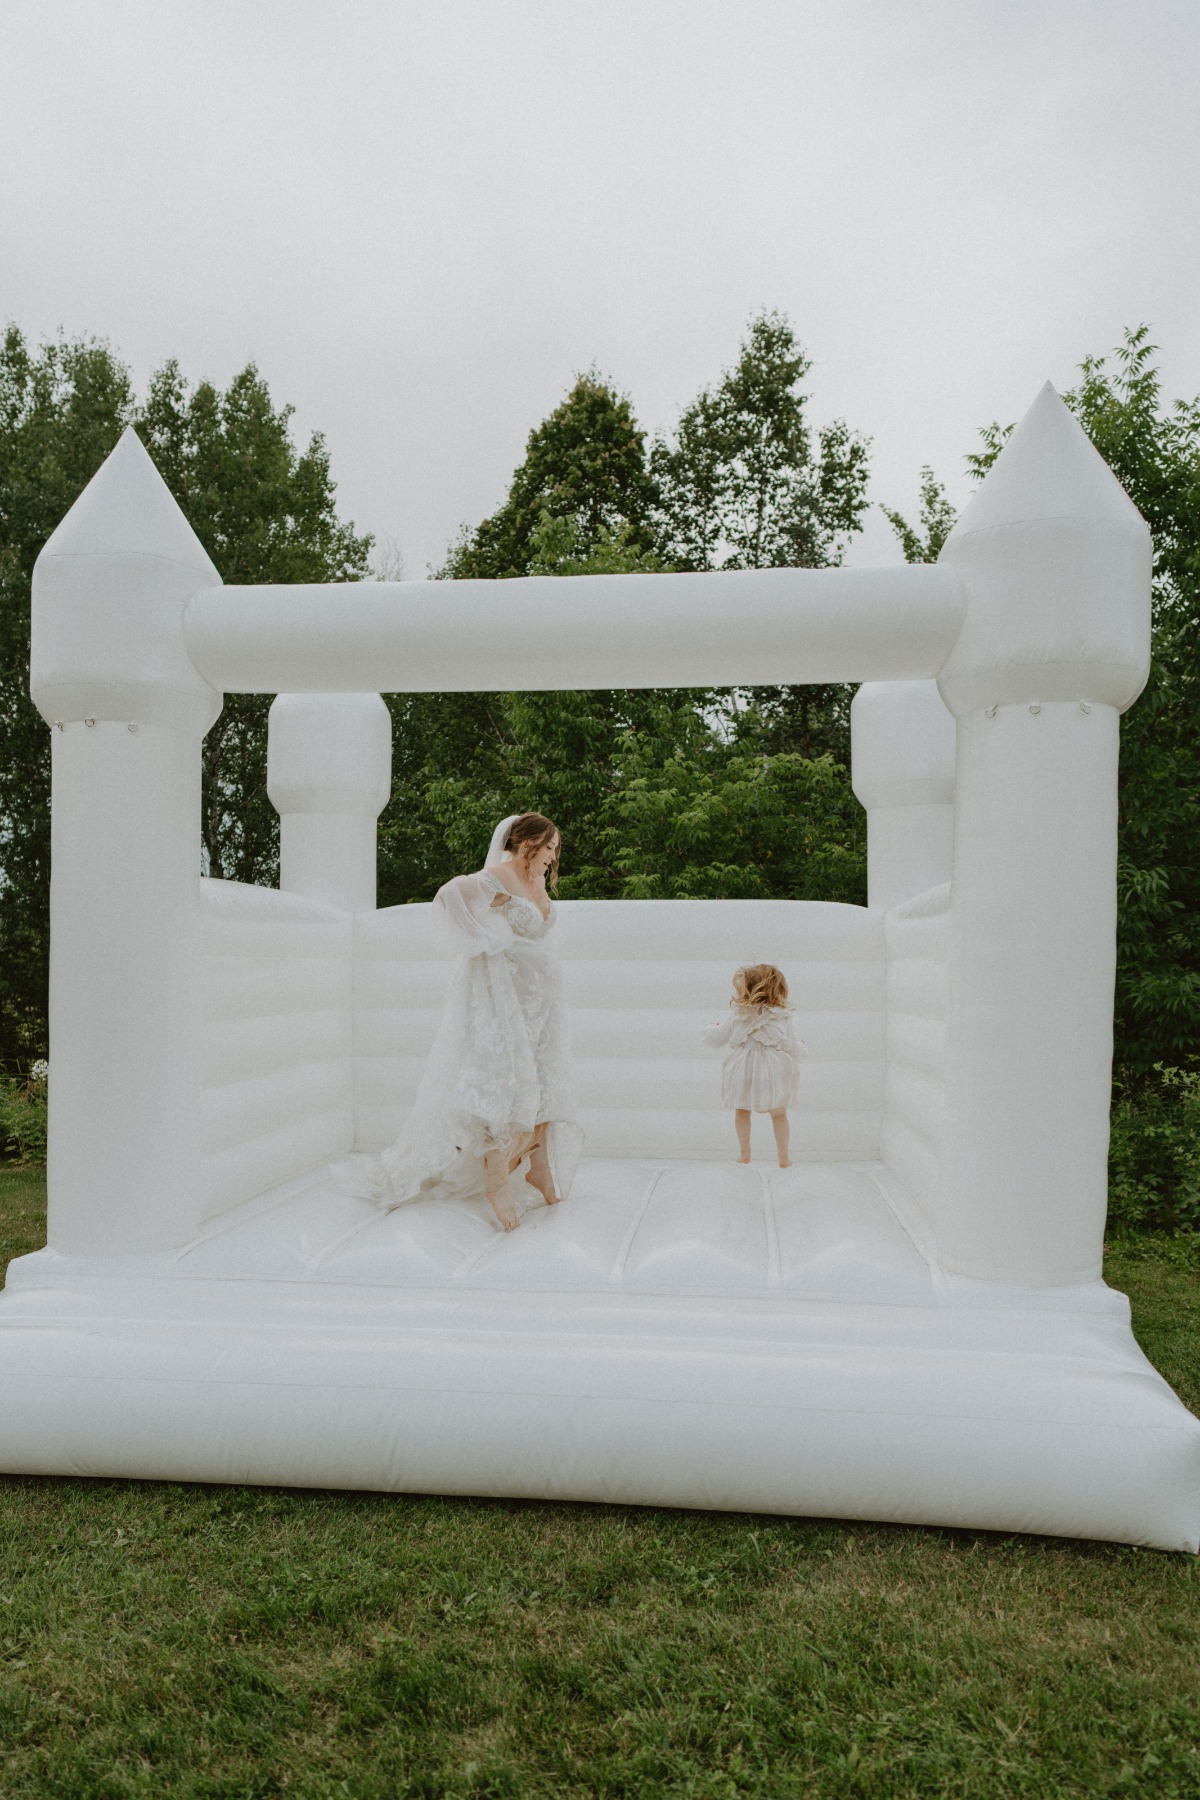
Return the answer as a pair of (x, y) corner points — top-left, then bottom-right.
(438, 373), (658, 579)
(1065, 330), (1200, 1086)
(654, 311), (871, 767)
(882, 465), (957, 564)
(0, 327), (134, 1066)
(0, 334), (371, 1067)
(891, 329), (1200, 1098)
(137, 361), (373, 882)
(652, 311), (870, 572)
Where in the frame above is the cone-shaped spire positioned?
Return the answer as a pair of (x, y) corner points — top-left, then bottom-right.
(31, 427), (222, 731)
(40, 426), (219, 578)
(946, 383), (1146, 547)
(936, 383), (1152, 715)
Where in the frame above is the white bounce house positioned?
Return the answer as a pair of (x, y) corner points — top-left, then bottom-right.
(1, 384), (1198, 1550)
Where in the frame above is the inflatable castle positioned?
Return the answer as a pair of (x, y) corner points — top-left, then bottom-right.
(1, 384), (1197, 1550)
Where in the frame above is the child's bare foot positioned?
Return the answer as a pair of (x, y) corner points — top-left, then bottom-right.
(778, 1159), (792, 1169)
(487, 1184), (520, 1231)
(736, 1156), (750, 1164)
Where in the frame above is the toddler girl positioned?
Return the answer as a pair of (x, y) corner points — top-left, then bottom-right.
(703, 963), (805, 1167)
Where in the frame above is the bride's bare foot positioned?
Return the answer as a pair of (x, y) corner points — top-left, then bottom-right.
(525, 1172), (561, 1205)
(487, 1184), (520, 1231)
(525, 1134), (561, 1206)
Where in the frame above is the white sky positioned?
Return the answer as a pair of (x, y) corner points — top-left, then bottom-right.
(3, 0), (1198, 575)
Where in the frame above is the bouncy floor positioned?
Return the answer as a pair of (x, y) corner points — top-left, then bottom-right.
(1, 1158), (1196, 1551)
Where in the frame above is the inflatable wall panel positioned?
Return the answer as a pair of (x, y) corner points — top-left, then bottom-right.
(353, 899), (886, 1161)
(880, 884), (949, 1236)
(199, 881), (353, 1218)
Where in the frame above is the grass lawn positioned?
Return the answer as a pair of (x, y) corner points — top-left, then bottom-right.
(0, 1166), (1197, 1798)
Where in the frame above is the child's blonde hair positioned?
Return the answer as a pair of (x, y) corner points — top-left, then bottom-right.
(732, 963), (789, 1010)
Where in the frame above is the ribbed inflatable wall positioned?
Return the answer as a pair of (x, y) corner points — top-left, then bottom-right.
(880, 885), (949, 1233)
(353, 898), (886, 1162)
(199, 880), (353, 1218)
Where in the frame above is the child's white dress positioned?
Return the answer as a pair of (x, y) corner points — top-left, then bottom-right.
(703, 1005), (805, 1112)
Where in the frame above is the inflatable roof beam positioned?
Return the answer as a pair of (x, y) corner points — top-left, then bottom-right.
(851, 681), (956, 911)
(29, 427), (224, 1256)
(267, 693), (392, 912)
(936, 383), (1152, 1287)
(183, 564), (966, 693)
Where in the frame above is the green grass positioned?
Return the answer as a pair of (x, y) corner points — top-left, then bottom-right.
(1, 1168), (1197, 1798)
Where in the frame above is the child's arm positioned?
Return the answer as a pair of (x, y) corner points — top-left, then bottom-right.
(702, 1015), (735, 1048)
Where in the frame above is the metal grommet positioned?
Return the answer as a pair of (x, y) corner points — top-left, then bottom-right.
(1028, 702), (1041, 715)
(1080, 701), (1091, 714)
(127, 722), (138, 733)
(984, 705), (997, 719)
(84, 718), (95, 727)
(54, 721), (64, 732)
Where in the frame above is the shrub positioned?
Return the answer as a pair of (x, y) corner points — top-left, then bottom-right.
(1109, 1063), (1200, 1234)
(0, 1060), (47, 1165)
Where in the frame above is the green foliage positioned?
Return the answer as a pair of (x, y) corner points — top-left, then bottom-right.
(882, 464), (957, 564)
(438, 373), (658, 579)
(1109, 1064), (1200, 1235)
(652, 312), (872, 767)
(960, 333), (1200, 1087)
(652, 311), (870, 572)
(1068, 332), (1200, 1086)
(0, 1061), (47, 1165)
(606, 735), (865, 902)
(390, 320), (870, 909)
(0, 334), (372, 1069)
(0, 328), (135, 1065)
(137, 361), (372, 881)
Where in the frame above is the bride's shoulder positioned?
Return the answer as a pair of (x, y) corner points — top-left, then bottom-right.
(436, 870), (505, 903)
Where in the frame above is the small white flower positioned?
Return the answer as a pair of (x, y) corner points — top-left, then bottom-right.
(29, 1060), (49, 1082)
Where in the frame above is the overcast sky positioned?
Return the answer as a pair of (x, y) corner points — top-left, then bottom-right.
(4, 0), (1198, 575)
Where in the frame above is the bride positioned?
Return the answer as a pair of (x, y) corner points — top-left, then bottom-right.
(376, 812), (581, 1231)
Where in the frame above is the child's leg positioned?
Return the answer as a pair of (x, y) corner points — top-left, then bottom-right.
(734, 1109), (751, 1162)
(770, 1108), (790, 1168)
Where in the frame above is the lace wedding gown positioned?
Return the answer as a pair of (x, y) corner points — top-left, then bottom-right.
(374, 870), (582, 1211)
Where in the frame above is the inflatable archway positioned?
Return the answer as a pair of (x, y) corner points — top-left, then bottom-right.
(2, 385), (1197, 1550)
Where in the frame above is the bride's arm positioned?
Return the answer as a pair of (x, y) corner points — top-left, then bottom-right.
(434, 872), (513, 956)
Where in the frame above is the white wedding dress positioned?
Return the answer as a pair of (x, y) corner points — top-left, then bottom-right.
(374, 867), (582, 1213)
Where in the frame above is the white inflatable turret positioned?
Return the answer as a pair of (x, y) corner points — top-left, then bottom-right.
(850, 680), (956, 910)
(267, 693), (392, 911)
(30, 429), (223, 1254)
(935, 384), (1152, 1285)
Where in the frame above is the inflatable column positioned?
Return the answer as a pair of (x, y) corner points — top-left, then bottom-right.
(267, 694), (392, 911)
(850, 681), (956, 909)
(30, 429), (223, 1254)
(936, 386), (1151, 1285)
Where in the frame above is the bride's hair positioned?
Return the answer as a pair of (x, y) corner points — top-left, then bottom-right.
(506, 813), (561, 890)
(732, 963), (789, 1010)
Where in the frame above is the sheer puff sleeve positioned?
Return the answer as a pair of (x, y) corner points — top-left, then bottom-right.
(434, 872), (514, 958)
(702, 1015), (735, 1048)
